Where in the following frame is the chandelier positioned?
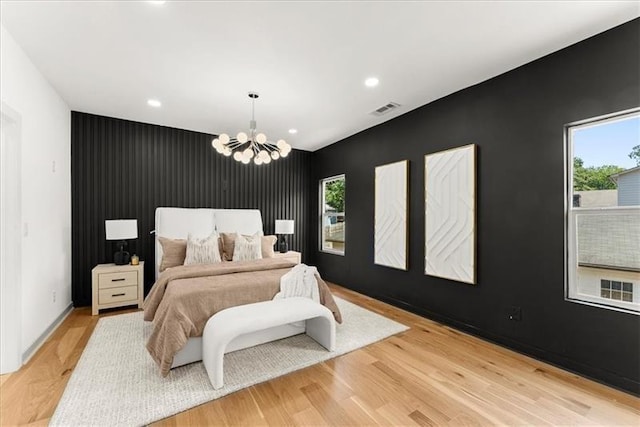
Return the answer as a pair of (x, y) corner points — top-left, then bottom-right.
(211, 92), (292, 165)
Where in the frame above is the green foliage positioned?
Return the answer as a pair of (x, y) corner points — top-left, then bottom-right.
(325, 179), (345, 212)
(573, 157), (624, 191)
(629, 145), (640, 166)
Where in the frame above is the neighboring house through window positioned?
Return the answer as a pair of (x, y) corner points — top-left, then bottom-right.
(565, 109), (640, 314)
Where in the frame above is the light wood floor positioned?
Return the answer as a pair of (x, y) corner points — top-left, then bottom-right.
(1, 284), (638, 426)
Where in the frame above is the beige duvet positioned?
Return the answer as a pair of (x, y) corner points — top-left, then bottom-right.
(143, 258), (342, 376)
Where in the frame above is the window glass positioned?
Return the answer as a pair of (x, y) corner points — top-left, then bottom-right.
(566, 110), (640, 314)
(320, 175), (345, 255)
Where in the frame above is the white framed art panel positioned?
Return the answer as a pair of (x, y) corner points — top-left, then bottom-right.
(424, 144), (476, 284)
(374, 160), (408, 270)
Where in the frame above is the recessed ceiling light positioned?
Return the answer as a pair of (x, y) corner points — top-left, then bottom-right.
(147, 99), (162, 108)
(148, 1), (166, 5)
(365, 77), (379, 87)
(288, 129), (298, 134)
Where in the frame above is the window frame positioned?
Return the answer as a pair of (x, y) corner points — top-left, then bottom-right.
(319, 174), (346, 256)
(564, 107), (640, 315)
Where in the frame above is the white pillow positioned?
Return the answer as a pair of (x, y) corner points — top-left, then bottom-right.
(184, 232), (222, 265)
(232, 232), (262, 261)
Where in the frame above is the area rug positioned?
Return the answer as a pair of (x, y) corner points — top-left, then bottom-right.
(50, 297), (408, 426)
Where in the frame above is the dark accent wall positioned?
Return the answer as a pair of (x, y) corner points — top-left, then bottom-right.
(71, 112), (313, 307)
(311, 20), (640, 394)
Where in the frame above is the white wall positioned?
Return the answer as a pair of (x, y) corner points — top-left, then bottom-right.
(0, 24), (72, 357)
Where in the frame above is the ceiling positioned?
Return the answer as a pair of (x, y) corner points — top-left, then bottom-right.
(1, 1), (638, 151)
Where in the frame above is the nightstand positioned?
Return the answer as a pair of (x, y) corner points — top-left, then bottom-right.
(91, 262), (144, 315)
(274, 251), (302, 264)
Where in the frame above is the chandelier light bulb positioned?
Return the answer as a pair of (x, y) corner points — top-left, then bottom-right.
(237, 132), (248, 143)
(271, 151), (280, 160)
(233, 152), (243, 161)
(280, 150), (289, 158)
(223, 148), (232, 157)
(241, 157), (250, 164)
(219, 134), (230, 145)
(254, 156), (263, 165)
(211, 138), (219, 149)
(255, 133), (267, 144)
(243, 148), (254, 158)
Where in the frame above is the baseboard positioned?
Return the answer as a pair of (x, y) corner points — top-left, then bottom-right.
(22, 302), (74, 364)
(341, 283), (640, 396)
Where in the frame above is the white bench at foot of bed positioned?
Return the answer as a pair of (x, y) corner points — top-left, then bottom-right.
(170, 322), (304, 369)
(202, 297), (336, 389)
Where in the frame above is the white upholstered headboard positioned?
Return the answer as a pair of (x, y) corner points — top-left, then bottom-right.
(154, 207), (264, 279)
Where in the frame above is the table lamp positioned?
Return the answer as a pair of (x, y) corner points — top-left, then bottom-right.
(275, 219), (294, 253)
(105, 219), (138, 265)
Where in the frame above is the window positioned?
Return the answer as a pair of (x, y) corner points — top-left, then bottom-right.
(320, 175), (345, 255)
(565, 109), (640, 314)
(600, 280), (634, 302)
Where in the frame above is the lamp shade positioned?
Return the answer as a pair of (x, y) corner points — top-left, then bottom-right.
(275, 219), (294, 234)
(105, 219), (138, 240)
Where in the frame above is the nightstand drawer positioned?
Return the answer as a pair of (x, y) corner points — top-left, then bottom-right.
(98, 271), (138, 289)
(99, 285), (138, 304)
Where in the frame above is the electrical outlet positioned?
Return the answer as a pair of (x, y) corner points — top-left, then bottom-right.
(508, 306), (522, 321)
(52, 290), (56, 303)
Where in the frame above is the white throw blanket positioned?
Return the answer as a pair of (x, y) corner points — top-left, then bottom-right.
(274, 263), (320, 303)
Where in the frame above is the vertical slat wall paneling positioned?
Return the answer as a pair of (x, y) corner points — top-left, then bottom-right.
(71, 112), (313, 307)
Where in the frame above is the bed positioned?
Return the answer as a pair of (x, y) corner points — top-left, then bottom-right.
(144, 207), (341, 376)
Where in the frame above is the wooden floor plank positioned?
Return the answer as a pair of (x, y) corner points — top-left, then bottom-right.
(249, 382), (297, 426)
(300, 382), (357, 425)
(0, 284), (638, 426)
